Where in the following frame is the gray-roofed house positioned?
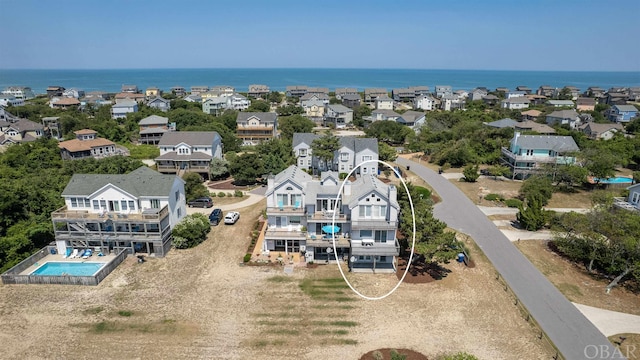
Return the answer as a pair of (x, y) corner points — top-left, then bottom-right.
(396, 110), (426, 131)
(514, 120), (555, 134)
(263, 166), (399, 272)
(413, 94), (436, 111)
(370, 109), (402, 122)
(364, 88), (388, 104)
(324, 104), (354, 129)
(300, 93), (330, 123)
(190, 86), (209, 95)
(0, 118), (44, 145)
(470, 88), (489, 101)
(580, 122), (624, 140)
(52, 166), (186, 258)
(335, 88), (358, 100)
(482, 94), (499, 106)
(485, 118), (519, 129)
(537, 85), (555, 97)
(501, 96), (530, 110)
(147, 97), (171, 112)
(341, 93), (362, 108)
(501, 132), (579, 179)
(236, 112), (278, 145)
(248, 84), (270, 99)
(441, 94), (464, 111)
(111, 99), (138, 119)
(138, 115), (170, 145)
(515, 86), (532, 94)
(291, 133), (378, 174)
(546, 109), (581, 128)
(546, 100), (575, 108)
(155, 131), (222, 179)
(435, 85), (453, 98)
(607, 104), (638, 123)
(286, 85), (308, 98)
(375, 95), (394, 110)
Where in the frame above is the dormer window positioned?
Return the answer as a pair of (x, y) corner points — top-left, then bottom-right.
(286, 186), (293, 191)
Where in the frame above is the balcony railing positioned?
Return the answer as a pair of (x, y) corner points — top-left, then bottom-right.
(307, 211), (348, 222)
(306, 234), (350, 248)
(501, 148), (574, 165)
(350, 239), (400, 256)
(52, 205), (169, 222)
(613, 197), (640, 212)
(267, 206), (305, 215)
(350, 219), (397, 230)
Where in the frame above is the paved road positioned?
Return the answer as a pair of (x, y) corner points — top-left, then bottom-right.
(397, 158), (621, 360)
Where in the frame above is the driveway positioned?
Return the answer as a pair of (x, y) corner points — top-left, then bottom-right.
(397, 157), (620, 360)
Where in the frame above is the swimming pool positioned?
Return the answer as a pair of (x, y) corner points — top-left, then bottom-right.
(30, 262), (106, 276)
(593, 177), (633, 184)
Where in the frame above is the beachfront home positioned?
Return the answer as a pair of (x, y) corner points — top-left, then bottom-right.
(546, 100), (575, 108)
(292, 133), (378, 174)
(392, 86), (429, 102)
(546, 110), (580, 129)
(190, 86), (209, 95)
(576, 97), (596, 112)
(147, 97), (171, 112)
(248, 84), (270, 99)
(2, 86), (35, 100)
(58, 129), (120, 160)
(138, 115), (170, 145)
(286, 86), (308, 98)
(435, 85), (453, 98)
(396, 111), (426, 131)
(171, 86), (187, 97)
(607, 105), (638, 123)
(324, 104), (353, 129)
(413, 94), (436, 111)
(469, 88), (489, 101)
(62, 88), (85, 99)
(501, 97), (530, 110)
(341, 94), (361, 108)
(537, 85), (555, 97)
(145, 87), (162, 99)
(0, 118), (44, 145)
(111, 99), (138, 119)
(364, 88), (388, 104)
(155, 131), (222, 178)
(263, 166), (399, 273)
(501, 132), (579, 179)
(51, 166), (186, 257)
(47, 86), (65, 98)
(121, 85), (139, 94)
(585, 87), (605, 99)
(300, 93), (329, 123)
(516, 86), (532, 94)
(0, 94), (24, 107)
(335, 88), (358, 100)
(236, 112), (278, 145)
(506, 91), (527, 99)
(580, 122), (624, 140)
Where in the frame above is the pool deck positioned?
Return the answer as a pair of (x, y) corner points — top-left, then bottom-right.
(19, 253), (116, 275)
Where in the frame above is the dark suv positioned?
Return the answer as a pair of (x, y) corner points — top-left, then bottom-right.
(209, 208), (223, 225)
(187, 197), (213, 208)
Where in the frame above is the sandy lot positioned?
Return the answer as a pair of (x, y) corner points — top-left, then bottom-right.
(0, 199), (551, 360)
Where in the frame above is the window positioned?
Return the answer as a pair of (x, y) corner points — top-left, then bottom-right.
(93, 200), (99, 210)
(70, 198), (78, 208)
(129, 201), (135, 210)
(632, 193), (639, 204)
(374, 230), (387, 243)
(121, 201), (128, 210)
(362, 155), (372, 162)
(100, 200), (106, 210)
(150, 199), (160, 209)
(276, 194), (288, 207)
(299, 149), (307, 156)
(359, 205), (372, 217)
(289, 216), (301, 224)
(340, 152), (349, 161)
(177, 208), (181, 217)
(175, 191), (179, 201)
(291, 194), (302, 207)
(380, 256), (387, 262)
(360, 230), (372, 238)
(363, 167), (368, 174)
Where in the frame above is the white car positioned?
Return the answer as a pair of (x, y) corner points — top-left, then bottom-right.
(224, 211), (240, 225)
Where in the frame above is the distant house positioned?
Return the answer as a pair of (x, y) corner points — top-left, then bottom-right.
(441, 94), (464, 111)
(516, 86), (532, 94)
(526, 94), (547, 106)
(514, 120), (555, 134)
(537, 85), (555, 97)
(155, 131), (222, 178)
(556, 86), (580, 100)
(435, 85), (453, 98)
(291, 133), (378, 174)
(42, 116), (62, 140)
(286, 85), (308, 98)
(58, 129), (120, 160)
(50, 97), (81, 109)
(121, 85), (139, 93)
(605, 92), (628, 106)
(482, 94), (499, 106)
(576, 97), (596, 112)
(236, 112), (278, 145)
(546, 100), (575, 108)
(147, 97), (171, 112)
(616, 183), (640, 212)
(495, 87), (510, 95)
(210, 86), (235, 96)
(391, 86), (428, 102)
(46, 86), (65, 98)
(184, 94), (202, 103)
(52, 166), (186, 258)
(307, 87), (330, 95)
(301, 93), (330, 123)
(370, 109), (402, 122)
(145, 87), (162, 99)
(0, 118), (44, 145)
(115, 93), (146, 103)
(506, 91), (527, 99)
(580, 122), (624, 140)
(82, 91), (111, 107)
(501, 97), (530, 110)
(171, 86), (186, 97)
(484, 118), (519, 129)
(248, 84), (270, 99)
(501, 132), (579, 179)
(138, 115), (170, 145)
(546, 109), (580, 128)
(396, 111), (425, 131)
(413, 94), (436, 111)
(469, 88), (488, 101)
(375, 95), (394, 110)
(335, 88), (358, 100)
(521, 109), (542, 121)
(111, 100), (138, 119)
(190, 86), (209, 95)
(2, 86), (35, 100)
(63, 88), (85, 99)
(341, 93), (361, 108)
(202, 97), (229, 116)
(324, 104), (353, 129)
(608, 105), (638, 123)
(229, 94), (250, 110)
(0, 94), (25, 107)
(364, 88), (388, 104)
(585, 87), (605, 99)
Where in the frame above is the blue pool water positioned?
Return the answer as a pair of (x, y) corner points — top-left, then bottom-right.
(31, 262), (105, 276)
(594, 177), (633, 184)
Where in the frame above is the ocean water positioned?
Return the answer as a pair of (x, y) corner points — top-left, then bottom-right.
(0, 68), (639, 95)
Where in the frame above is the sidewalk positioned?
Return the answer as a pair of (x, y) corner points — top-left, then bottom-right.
(574, 303), (640, 337)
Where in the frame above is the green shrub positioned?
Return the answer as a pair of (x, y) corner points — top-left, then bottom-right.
(504, 198), (522, 208)
(390, 349), (407, 360)
(462, 164), (480, 182)
(234, 190), (244, 197)
(339, 172), (348, 180)
(118, 310), (133, 317)
(218, 192), (226, 197)
(439, 352), (479, 360)
(243, 253), (251, 263)
(484, 193), (504, 201)
(172, 213), (211, 249)
(210, 192), (216, 197)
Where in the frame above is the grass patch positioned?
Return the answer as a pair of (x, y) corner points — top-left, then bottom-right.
(321, 338), (358, 345)
(312, 329), (349, 335)
(118, 310), (133, 317)
(82, 306), (104, 315)
(92, 321), (120, 334)
(90, 319), (177, 334)
(557, 282), (583, 298)
(265, 328), (300, 335)
(310, 320), (358, 327)
(310, 304), (355, 310)
(267, 275), (294, 283)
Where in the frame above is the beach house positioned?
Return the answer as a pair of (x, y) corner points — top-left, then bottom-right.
(292, 133), (378, 174)
(58, 129), (121, 160)
(501, 132), (579, 179)
(138, 115), (170, 145)
(236, 112), (278, 145)
(155, 131), (222, 178)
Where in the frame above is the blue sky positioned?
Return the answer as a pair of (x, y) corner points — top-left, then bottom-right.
(1, 0), (639, 71)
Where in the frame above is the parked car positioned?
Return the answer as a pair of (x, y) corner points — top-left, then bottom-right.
(187, 197), (213, 208)
(224, 211), (240, 225)
(209, 208), (223, 226)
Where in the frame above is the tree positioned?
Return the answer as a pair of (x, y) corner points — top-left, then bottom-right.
(278, 114), (315, 139)
(486, 165), (509, 180)
(209, 158), (229, 180)
(550, 164), (588, 189)
(582, 150), (617, 181)
(462, 164), (479, 182)
(172, 213), (211, 249)
(311, 132), (340, 172)
(364, 121), (412, 145)
(247, 100), (270, 112)
(228, 153), (265, 185)
(516, 194), (547, 231)
(378, 142), (397, 162)
(267, 91), (283, 104)
(276, 105), (304, 117)
(556, 87), (572, 100)
(256, 138), (295, 174)
(519, 175), (553, 206)
(182, 172), (210, 202)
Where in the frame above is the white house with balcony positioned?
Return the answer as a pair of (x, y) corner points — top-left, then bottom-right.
(413, 94), (436, 111)
(155, 131), (222, 179)
(500, 132), (579, 179)
(51, 166), (186, 257)
(292, 133), (378, 175)
(111, 99), (138, 119)
(263, 166), (399, 273)
(324, 104), (353, 128)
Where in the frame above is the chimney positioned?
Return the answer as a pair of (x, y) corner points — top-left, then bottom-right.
(343, 180), (351, 196)
(388, 184), (397, 204)
(267, 174), (275, 190)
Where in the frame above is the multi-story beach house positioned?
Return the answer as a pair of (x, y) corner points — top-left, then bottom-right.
(324, 104), (353, 129)
(51, 166), (186, 257)
(501, 132), (579, 179)
(286, 85), (308, 98)
(42, 116), (62, 140)
(546, 110), (580, 129)
(435, 85), (453, 98)
(138, 115), (170, 145)
(115, 92), (146, 103)
(335, 88), (358, 100)
(202, 93), (250, 114)
(364, 88), (388, 104)
(607, 105), (638, 123)
(579, 122), (624, 140)
(300, 93), (330, 123)
(236, 112), (278, 145)
(291, 133), (378, 174)
(62, 88), (85, 99)
(413, 94), (436, 111)
(190, 86), (209, 95)
(2, 86), (35, 100)
(58, 129), (120, 160)
(0, 118), (44, 145)
(171, 86), (187, 97)
(537, 85), (555, 97)
(576, 97), (596, 112)
(396, 111), (426, 131)
(121, 85), (139, 94)
(0, 94), (24, 107)
(147, 97), (170, 112)
(111, 99), (138, 119)
(47, 86), (65, 98)
(341, 94), (362, 108)
(501, 97), (531, 110)
(263, 166), (399, 273)
(248, 84), (270, 99)
(375, 95), (394, 110)
(155, 131), (222, 178)
(145, 87), (162, 99)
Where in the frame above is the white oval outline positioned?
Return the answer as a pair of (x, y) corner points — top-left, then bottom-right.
(331, 159), (416, 301)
